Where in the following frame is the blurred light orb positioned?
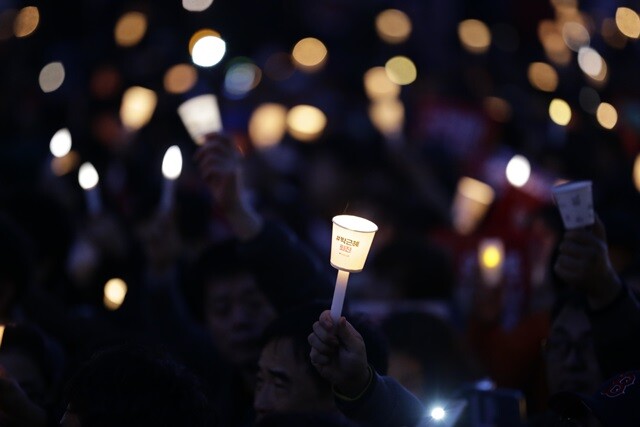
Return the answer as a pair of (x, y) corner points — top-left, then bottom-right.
(14, 6), (39, 38)
(50, 128), (72, 158)
(164, 63), (198, 94)
(561, 21), (590, 51)
(430, 407), (446, 421)
(458, 19), (491, 54)
(39, 62), (65, 93)
(120, 86), (157, 131)
(506, 154), (531, 187)
(78, 162), (99, 190)
(369, 98), (405, 137)
(191, 34), (226, 67)
(385, 56), (417, 85)
(577, 47), (603, 77)
(481, 244), (503, 269)
(549, 98), (572, 126)
(483, 96), (512, 123)
(114, 11), (147, 47)
(375, 9), (412, 44)
(527, 62), (558, 92)
(286, 105), (327, 142)
(616, 7), (640, 39)
(51, 151), (80, 177)
(292, 37), (327, 71)
(363, 66), (400, 100)
(182, 0), (214, 12)
(104, 278), (127, 311)
(224, 61), (261, 97)
(249, 103), (288, 149)
(579, 86), (600, 113)
(596, 102), (618, 129)
(162, 145), (183, 179)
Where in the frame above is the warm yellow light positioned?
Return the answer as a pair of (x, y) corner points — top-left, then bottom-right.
(458, 19), (491, 54)
(51, 151), (80, 177)
(162, 146), (183, 179)
(505, 155), (531, 187)
(452, 177), (495, 235)
(596, 102), (618, 130)
(119, 86), (157, 131)
(189, 30), (226, 67)
(114, 11), (147, 47)
(164, 64), (198, 94)
(78, 162), (99, 190)
(385, 56), (417, 85)
(363, 66), (400, 101)
(13, 6), (38, 37)
(561, 21), (590, 51)
(292, 37), (327, 71)
(549, 98), (572, 126)
(0, 325), (4, 348)
(539, 20), (572, 65)
(478, 238), (505, 287)
(616, 7), (640, 39)
(248, 103), (288, 149)
(286, 105), (327, 142)
(375, 9), (412, 44)
(39, 62), (65, 93)
(527, 62), (558, 92)
(182, 0), (214, 12)
(368, 98), (404, 138)
(587, 57), (608, 84)
(481, 244), (502, 269)
(50, 128), (72, 158)
(634, 155), (640, 192)
(104, 278), (128, 311)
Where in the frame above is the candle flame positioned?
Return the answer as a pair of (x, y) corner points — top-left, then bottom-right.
(78, 162), (99, 190)
(162, 145), (183, 179)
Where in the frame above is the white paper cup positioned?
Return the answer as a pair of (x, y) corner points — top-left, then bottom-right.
(330, 215), (378, 272)
(177, 94), (222, 145)
(551, 180), (594, 229)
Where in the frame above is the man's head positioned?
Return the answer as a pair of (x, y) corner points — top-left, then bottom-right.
(186, 240), (277, 367)
(544, 297), (603, 396)
(61, 344), (215, 427)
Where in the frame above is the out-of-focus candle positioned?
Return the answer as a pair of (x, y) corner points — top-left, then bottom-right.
(478, 238), (504, 287)
(0, 324), (4, 348)
(104, 278), (128, 310)
(160, 145), (183, 212)
(177, 94), (222, 145)
(78, 162), (102, 215)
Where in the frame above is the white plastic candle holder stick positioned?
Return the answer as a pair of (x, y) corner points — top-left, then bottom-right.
(330, 270), (350, 323)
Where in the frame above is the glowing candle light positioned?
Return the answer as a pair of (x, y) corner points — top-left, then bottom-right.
(120, 86), (157, 131)
(49, 128), (72, 158)
(160, 145), (183, 213)
(78, 162), (102, 215)
(478, 238), (505, 287)
(104, 278), (128, 310)
(177, 94), (223, 145)
(329, 215), (378, 322)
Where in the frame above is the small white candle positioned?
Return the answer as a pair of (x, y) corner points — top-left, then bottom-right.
(330, 270), (350, 323)
(159, 145), (183, 213)
(78, 162), (102, 215)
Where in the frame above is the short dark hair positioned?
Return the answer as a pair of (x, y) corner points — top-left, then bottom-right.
(63, 344), (216, 427)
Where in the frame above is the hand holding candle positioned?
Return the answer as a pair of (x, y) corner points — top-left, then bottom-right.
(160, 145), (183, 213)
(78, 162), (102, 216)
(329, 215), (378, 323)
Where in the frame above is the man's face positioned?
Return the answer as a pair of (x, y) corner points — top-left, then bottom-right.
(253, 337), (334, 423)
(544, 304), (603, 396)
(203, 273), (277, 367)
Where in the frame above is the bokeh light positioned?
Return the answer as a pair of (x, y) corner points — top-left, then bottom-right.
(596, 102), (618, 129)
(634, 154), (640, 192)
(162, 146), (183, 179)
(369, 98), (405, 138)
(13, 6), (39, 38)
(249, 103), (288, 149)
(375, 9), (412, 44)
(39, 62), (65, 93)
(481, 243), (503, 269)
(363, 66), (400, 101)
(78, 162), (99, 190)
(527, 62), (558, 92)
(292, 37), (327, 71)
(104, 278), (128, 311)
(577, 47), (603, 78)
(561, 21), (589, 51)
(549, 98), (572, 126)
(51, 151), (80, 177)
(164, 63), (198, 94)
(50, 128), (72, 158)
(224, 60), (261, 97)
(114, 11), (147, 47)
(505, 154), (531, 187)
(615, 7), (640, 39)
(458, 19), (491, 54)
(286, 105), (327, 142)
(182, 0), (214, 12)
(385, 56), (417, 85)
(190, 30), (226, 67)
(430, 407), (446, 421)
(119, 86), (157, 131)
(538, 20), (571, 65)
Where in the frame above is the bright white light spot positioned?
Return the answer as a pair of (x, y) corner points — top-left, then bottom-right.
(50, 128), (72, 157)
(104, 278), (128, 310)
(506, 154), (531, 187)
(78, 162), (99, 190)
(39, 61), (65, 93)
(182, 0), (214, 12)
(192, 35), (226, 67)
(162, 145), (183, 179)
(577, 47), (603, 77)
(431, 407), (446, 421)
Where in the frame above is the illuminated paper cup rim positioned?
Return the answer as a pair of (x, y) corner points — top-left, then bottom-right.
(332, 215), (378, 233)
(551, 180), (592, 197)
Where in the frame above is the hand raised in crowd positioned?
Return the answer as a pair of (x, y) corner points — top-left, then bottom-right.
(193, 132), (262, 241)
(308, 310), (371, 398)
(554, 214), (622, 310)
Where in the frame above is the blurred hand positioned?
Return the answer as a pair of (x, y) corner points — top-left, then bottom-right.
(308, 310), (371, 397)
(0, 368), (46, 427)
(554, 215), (622, 309)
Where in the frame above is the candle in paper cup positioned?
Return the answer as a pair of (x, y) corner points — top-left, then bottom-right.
(551, 180), (594, 229)
(329, 215), (378, 322)
(159, 145), (183, 212)
(78, 162), (102, 215)
(177, 94), (222, 145)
